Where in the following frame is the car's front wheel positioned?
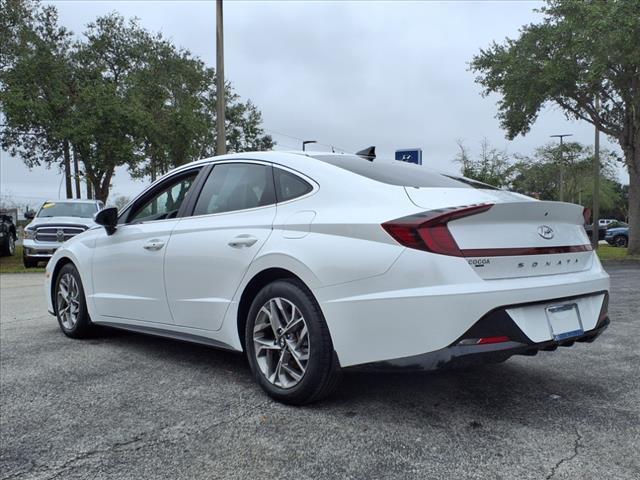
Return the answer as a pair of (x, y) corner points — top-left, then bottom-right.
(245, 279), (341, 405)
(23, 254), (38, 268)
(54, 263), (94, 338)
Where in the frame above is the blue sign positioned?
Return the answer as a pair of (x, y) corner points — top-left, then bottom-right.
(395, 148), (422, 165)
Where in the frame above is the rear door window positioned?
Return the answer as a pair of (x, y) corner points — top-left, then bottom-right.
(194, 163), (276, 215)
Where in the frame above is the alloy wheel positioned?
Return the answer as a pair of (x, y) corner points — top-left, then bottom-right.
(8, 236), (15, 255)
(253, 297), (310, 389)
(57, 273), (80, 330)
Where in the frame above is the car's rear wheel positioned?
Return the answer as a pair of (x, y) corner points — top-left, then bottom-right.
(245, 279), (341, 405)
(613, 235), (628, 248)
(55, 263), (94, 338)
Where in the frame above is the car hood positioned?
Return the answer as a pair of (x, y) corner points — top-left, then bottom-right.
(27, 216), (96, 228)
(606, 227), (628, 235)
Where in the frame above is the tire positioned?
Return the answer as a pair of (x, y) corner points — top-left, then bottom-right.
(0, 234), (14, 256)
(54, 263), (94, 338)
(245, 279), (341, 405)
(23, 255), (38, 268)
(613, 235), (628, 248)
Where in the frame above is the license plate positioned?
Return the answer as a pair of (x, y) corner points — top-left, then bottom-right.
(545, 303), (584, 341)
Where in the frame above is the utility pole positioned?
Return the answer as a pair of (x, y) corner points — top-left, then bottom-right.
(550, 133), (572, 202)
(592, 95), (601, 250)
(215, 0), (226, 156)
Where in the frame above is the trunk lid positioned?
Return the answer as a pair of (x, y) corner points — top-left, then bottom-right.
(404, 187), (593, 279)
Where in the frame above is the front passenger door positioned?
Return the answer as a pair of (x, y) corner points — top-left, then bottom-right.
(91, 169), (201, 325)
(164, 162), (277, 331)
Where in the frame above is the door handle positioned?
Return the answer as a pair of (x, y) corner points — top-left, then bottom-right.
(143, 239), (165, 251)
(228, 235), (258, 248)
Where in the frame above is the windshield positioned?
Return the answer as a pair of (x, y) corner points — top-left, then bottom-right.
(37, 202), (98, 218)
(311, 154), (499, 190)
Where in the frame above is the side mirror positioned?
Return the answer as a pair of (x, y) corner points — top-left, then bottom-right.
(24, 211), (35, 220)
(94, 207), (118, 235)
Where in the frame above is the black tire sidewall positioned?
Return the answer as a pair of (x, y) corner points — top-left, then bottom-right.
(245, 280), (334, 404)
(55, 263), (91, 337)
(614, 235), (627, 247)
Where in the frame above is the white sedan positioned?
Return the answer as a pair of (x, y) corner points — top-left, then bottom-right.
(45, 151), (610, 404)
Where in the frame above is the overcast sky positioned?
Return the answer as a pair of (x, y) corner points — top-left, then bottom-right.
(0, 0), (628, 208)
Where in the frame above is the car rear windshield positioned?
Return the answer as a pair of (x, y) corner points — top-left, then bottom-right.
(311, 154), (498, 189)
(37, 202), (98, 218)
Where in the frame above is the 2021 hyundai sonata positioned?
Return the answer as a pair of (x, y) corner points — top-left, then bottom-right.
(45, 151), (610, 404)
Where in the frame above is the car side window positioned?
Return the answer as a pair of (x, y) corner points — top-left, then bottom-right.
(128, 171), (199, 223)
(194, 163), (275, 216)
(274, 168), (313, 202)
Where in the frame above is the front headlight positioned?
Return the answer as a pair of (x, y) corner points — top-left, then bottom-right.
(24, 228), (35, 240)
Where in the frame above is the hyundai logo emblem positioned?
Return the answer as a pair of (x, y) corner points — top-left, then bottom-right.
(537, 225), (554, 240)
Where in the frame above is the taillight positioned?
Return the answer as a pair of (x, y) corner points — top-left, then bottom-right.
(382, 204), (493, 256)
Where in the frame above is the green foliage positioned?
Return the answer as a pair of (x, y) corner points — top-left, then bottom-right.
(470, 0), (640, 254)
(0, 1), (273, 202)
(511, 142), (626, 218)
(455, 138), (628, 220)
(455, 138), (516, 188)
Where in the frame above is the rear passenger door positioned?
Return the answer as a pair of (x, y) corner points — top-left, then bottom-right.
(164, 161), (277, 331)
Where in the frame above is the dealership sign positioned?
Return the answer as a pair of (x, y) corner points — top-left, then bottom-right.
(395, 148), (422, 165)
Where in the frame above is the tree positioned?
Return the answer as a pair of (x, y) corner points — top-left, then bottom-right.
(511, 142), (625, 216)
(0, 0), (75, 197)
(2, 1), (274, 204)
(454, 138), (516, 188)
(110, 195), (130, 210)
(69, 13), (151, 202)
(470, 0), (640, 254)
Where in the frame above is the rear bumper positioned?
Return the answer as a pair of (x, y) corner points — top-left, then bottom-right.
(351, 293), (609, 371)
(317, 248), (609, 367)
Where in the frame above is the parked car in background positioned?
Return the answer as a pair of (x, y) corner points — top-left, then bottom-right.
(23, 199), (104, 267)
(584, 224), (607, 241)
(0, 214), (17, 256)
(606, 220), (628, 230)
(605, 227), (629, 248)
(598, 218), (617, 228)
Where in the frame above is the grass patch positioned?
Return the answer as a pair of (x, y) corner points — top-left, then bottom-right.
(596, 244), (640, 262)
(0, 244), (46, 274)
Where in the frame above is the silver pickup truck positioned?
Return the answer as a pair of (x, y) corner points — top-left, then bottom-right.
(23, 199), (104, 268)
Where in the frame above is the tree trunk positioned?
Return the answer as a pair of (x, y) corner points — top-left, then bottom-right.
(86, 178), (93, 200)
(72, 147), (81, 199)
(627, 145), (640, 255)
(63, 140), (73, 199)
(92, 169), (114, 204)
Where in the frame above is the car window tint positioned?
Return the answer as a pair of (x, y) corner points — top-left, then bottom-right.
(274, 168), (313, 202)
(311, 154), (498, 190)
(129, 171), (198, 223)
(194, 163), (275, 215)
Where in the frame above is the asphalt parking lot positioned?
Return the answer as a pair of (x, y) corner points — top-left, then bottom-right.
(1, 265), (638, 480)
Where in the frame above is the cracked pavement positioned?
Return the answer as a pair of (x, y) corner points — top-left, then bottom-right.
(1, 265), (639, 479)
